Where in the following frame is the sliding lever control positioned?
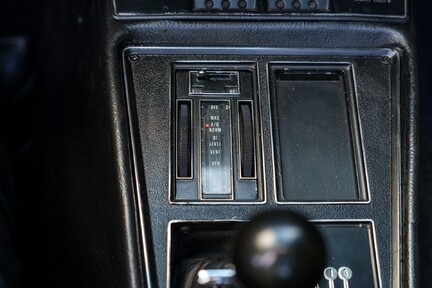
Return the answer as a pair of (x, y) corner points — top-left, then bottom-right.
(177, 101), (192, 178)
(239, 102), (255, 178)
(234, 211), (326, 288)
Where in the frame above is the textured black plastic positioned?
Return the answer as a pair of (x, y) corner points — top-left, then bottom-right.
(271, 69), (359, 201)
(123, 47), (402, 287)
(43, 1), (419, 287)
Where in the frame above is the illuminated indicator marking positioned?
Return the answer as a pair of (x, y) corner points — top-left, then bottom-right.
(205, 123), (210, 128)
(209, 128), (222, 133)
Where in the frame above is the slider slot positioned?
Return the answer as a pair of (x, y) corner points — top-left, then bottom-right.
(239, 102), (255, 179)
(189, 71), (240, 95)
(177, 100), (192, 179)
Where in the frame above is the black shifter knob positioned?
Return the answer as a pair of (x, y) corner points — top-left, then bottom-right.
(233, 211), (326, 288)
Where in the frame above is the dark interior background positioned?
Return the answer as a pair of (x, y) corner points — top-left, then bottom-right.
(417, 0), (432, 286)
(0, 0), (431, 287)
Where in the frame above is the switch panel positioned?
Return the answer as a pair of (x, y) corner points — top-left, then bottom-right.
(193, 0), (258, 11)
(173, 64), (263, 203)
(267, 0), (330, 12)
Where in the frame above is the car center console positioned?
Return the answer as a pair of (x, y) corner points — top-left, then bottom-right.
(123, 46), (400, 287)
(47, 0), (419, 287)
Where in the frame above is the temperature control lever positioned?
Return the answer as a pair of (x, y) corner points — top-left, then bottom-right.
(233, 211), (326, 288)
(239, 102), (255, 178)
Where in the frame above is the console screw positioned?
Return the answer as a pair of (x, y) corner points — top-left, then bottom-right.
(129, 54), (140, 62)
(381, 56), (392, 65)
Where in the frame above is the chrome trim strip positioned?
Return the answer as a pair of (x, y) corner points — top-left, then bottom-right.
(350, 62), (372, 203)
(113, 13), (407, 21)
(167, 221), (173, 288)
(197, 269), (237, 285)
(389, 50), (401, 288)
(264, 62), (278, 203)
(121, 49), (153, 288)
(123, 47), (396, 57)
(255, 63), (268, 204)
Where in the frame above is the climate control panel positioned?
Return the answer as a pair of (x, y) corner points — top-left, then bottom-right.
(122, 47), (400, 287)
(173, 65), (263, 202)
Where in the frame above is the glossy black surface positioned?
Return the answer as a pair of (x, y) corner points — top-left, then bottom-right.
(234, 211), (326, 288)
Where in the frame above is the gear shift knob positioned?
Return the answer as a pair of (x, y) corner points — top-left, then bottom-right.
(233, 211), (326, 288)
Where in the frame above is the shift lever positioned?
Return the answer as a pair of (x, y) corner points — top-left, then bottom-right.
(233, 211), (326, 288)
